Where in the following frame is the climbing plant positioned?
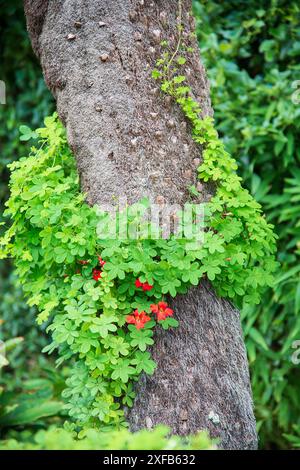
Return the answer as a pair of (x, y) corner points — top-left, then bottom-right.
(0, 15), (277, 429)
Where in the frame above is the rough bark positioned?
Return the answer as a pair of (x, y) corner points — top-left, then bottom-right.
(24, 0), (257, 449)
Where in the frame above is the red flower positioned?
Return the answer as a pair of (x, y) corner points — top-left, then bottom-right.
(98, 256), (106, 267)
(135, 278), (143, 288)
(93, 269), (102, 281)
(142, 282), (153, 292)
(150, 301), (174, 321)
(126, 310), (151, 329)
(135, 278), (153, 291)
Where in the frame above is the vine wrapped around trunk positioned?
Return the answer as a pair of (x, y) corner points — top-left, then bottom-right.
(5, 0), (277, 449)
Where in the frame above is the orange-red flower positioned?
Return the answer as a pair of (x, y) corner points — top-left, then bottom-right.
(150, 301), (174, 321)
(126, 309), (151, 329)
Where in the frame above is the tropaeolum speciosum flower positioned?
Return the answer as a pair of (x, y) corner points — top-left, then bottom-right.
(135, 278), (153, 291)
(126, 310), (151, 329)
(150, 301), (174, 321)
(91, 256), (106, 281)
(92, 269), (102, 281)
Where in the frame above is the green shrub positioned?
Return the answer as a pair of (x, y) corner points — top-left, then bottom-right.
(0, 425), (216, 450)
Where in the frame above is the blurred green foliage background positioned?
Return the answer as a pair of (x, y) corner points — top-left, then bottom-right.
(0, 0), (299, 449)
(0, 0), (53, 371)
(0, 0), (64, 440)
(195, 0), (300, 448)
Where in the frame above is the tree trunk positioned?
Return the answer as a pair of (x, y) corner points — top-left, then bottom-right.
(24, 0), (257, 449)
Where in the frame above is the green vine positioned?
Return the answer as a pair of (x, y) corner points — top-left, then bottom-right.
(0, 17), (277, 430)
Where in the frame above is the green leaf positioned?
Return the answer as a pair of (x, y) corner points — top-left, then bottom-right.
(131, 351), (157, 374)
(129, 326), (154, 352)
(159, 317), (179, 330)
(111, 360), (135, 383)
(177, 56), (187, 65)
(248, 328), (268, 351)
(89, 314), (117, 338)
(19, 125), (38, 141)
(0, 397), (62, 426)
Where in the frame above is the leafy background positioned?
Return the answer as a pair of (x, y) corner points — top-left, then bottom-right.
(195, 0), (300, 448)
(0, 0), (299, 449)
